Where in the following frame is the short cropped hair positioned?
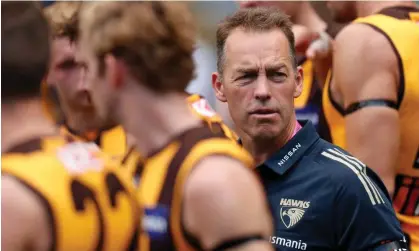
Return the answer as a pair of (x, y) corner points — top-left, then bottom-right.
(216, 7), (296, 76)
(2, 1), (50, 102)
(44, 1), (81, 41)
(79, 2), (196, 93)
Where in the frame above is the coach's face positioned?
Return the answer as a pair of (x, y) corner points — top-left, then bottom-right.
(213, 29), (303, 141)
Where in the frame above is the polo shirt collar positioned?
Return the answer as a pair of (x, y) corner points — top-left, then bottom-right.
(261, 120), (319, 175)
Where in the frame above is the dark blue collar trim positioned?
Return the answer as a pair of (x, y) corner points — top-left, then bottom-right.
(261, 120), (319, 175)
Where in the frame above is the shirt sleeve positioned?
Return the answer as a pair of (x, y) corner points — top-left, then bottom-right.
(334, 166), (405, 251)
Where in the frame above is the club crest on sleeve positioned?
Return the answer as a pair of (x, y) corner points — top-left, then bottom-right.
(279, 198), (310, 229)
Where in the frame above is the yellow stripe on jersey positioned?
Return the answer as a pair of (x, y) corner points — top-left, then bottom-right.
(2, 139), (140, 251)
(295, 59), (314, 109)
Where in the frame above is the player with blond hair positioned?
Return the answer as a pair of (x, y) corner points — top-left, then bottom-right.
(77, 2), (273, 251)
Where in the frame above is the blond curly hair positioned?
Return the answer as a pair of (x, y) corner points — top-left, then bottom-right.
(79, 2), (197, 93)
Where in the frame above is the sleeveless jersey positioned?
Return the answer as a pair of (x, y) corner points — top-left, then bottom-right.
(123, 124), (254, 251)
(2, 137), (140, 251)
(60, 125), (127, 158)
(322, 6), (419, 249)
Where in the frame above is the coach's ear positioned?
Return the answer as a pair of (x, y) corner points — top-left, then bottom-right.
(104, 54), (126, 90)
(212, 72), (227, 102)
(293, 66), (303, 98)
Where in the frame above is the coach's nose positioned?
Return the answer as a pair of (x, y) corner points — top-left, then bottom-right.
(254, 75), (271, 102)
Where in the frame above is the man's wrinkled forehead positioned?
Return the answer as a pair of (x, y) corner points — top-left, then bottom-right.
(225, 28), (293, 70)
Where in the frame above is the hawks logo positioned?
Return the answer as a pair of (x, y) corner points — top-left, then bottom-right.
(279, 198), (310, 229)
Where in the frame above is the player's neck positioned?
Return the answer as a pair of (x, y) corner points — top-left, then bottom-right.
(356, 1), (416, 17)
(2, 98), (58, 153)
(120, 89), (202, 157)
(293, 3), (327, 31)
(61, 104), (98, 133)
(241, 115), (299, 166)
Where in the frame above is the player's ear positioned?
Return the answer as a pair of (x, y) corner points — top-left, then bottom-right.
(104, 54), (125, 89)
(293, 66), (303, 98)
(212, 72), (227, 102)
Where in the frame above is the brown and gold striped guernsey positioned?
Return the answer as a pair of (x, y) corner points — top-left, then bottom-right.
(132, 123), (253, 251)
(2, 136), (140, 251)
(323, 6), (419, 250)
(59, 124), (128, 158)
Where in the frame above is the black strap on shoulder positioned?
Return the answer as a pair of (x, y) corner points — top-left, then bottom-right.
(344, 99), (398, 116)
(211, 235), (266, 251)
(368, 239), (409, 251)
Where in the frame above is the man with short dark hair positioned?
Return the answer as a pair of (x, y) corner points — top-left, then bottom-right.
(212, 7), (407, 251)
(238, 1), (337, 142)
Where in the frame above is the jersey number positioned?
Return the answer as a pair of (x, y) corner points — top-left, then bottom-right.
(70, 172), (137, 251)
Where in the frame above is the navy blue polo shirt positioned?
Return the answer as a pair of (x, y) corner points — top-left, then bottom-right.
(257, 121), (406, 251)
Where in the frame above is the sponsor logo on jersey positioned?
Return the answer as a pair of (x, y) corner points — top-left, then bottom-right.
(270, 236), (308, 250)
(279, 198), (310, 229)
(143, 205), (170, 240)
(278, 143), (302, 167)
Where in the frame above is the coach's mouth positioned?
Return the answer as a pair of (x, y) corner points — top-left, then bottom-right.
(249, 108), (279, 119)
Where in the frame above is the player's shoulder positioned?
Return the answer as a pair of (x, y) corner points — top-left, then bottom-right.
(3, 141), (119, 184)
(184, 126), (254, 170)
(335, 22), (394, 59)
(184, 154), (258, 205)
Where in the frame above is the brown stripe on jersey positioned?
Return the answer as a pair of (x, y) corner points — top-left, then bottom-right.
(159, 124), (226, 206)
(379, 6), (419, 20)
(5, 138), (43, 153)
(148, 125), (226, 251)
(133, 161), (144, 187)
(121, 146), (135, 165)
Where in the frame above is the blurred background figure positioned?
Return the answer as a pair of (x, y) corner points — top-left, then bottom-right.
(324, 1), (419, 249)
(43, 2), (128, 157)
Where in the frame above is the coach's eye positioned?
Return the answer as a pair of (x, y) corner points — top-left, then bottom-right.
(269, 72), (287, 82)
(241, 73), (257, 80)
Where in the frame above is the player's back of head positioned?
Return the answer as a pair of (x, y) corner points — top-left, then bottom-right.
(2, 1), (50, 103)
(79, 2), (196, 93)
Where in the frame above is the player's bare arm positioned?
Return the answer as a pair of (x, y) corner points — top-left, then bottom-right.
(332, 23), (400, 196)
(183, 156), (274, 251)
(1, 175), (52, 251)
